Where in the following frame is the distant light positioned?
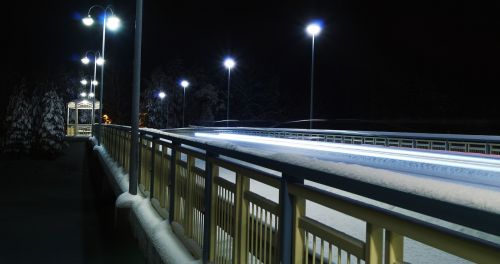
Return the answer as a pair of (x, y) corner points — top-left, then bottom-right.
(96, 57), (105, 66)
(92, 80), (98, 86)
(106, 15), (121, 31)
(81, 57), (90, 65)
(306, 23), (322, 37)
(80, 79), (88, 85)
(80, 92), (87, 97)
(158, 91), (166, 99)
(224, 57), (236, 70)
(180, 80), (190, 89)
(88, 92), (95, 98)
(82, 15), (94, 26)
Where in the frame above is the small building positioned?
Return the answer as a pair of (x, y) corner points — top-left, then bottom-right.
(67, 99), (100, 136)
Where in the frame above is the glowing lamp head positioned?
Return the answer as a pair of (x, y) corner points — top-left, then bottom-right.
(106, 15), (121, 31)
(88, 92), (95, 98)
(92, 80), (98, 86)
(158, 91), (166, 99)
(82, 15), (94, 26)
(81, 57), (90, 65)
(180, 80), (189, 89)
(306, 23), (322, 37)
(224, 58), (235, 70)
(80, 79), (88, 85)
(96, 57), (105, 66)
(80, 92), (87, 97)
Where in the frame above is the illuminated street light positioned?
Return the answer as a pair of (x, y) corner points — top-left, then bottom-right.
(96, 57), (105, 65)
(158, 91), (166, 99)
(82, 4), (120, 145)
(81, 79), (88, 85)
(223, 57), (236, 127)
(106, 15), (121, 31)
(82, 15), (94, 26)
(180, 80), (190, 127)
(88, 92), (95, 98)
(81, 57), (90, 64)
(306, 21), (322, 129)
(92, 80), (99, 86)
(80, 92), (87, 97)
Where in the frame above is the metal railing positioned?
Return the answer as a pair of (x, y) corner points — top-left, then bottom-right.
(189, 127), (500, 156)
(100, 125), (500, 264)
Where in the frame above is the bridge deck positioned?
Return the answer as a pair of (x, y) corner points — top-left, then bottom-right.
(0, 141), (145, 264)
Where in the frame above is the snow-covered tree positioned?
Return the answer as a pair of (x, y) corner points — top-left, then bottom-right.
(4, 87), (32, 154)
(38, 89), (65, 156)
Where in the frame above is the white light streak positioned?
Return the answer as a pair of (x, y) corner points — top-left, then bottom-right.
(194, 133), (500, 173)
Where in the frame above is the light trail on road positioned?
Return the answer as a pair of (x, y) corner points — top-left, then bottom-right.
(195, 132), (500, 174)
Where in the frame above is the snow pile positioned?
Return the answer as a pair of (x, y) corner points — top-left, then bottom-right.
(94, 141), (199, 263)
(115, 192), (199, 264)
(93, 144), (129, 193)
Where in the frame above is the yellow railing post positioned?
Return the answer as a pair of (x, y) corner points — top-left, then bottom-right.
(207, 163), (218, 262)
(293, 196), (305, 264)
(185, 155), (195, 237)
(366, 223), (384, 264)
(385, 230), (404, 264)
(234, 173), (250, 264)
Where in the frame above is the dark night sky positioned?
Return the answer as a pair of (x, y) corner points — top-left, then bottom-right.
(3, 0), (500, 130)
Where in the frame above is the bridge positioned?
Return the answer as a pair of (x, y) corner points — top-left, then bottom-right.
(86, 124), (499, 263)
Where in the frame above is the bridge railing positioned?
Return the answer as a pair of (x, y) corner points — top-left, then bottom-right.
(188, 127), (500, 156)
(100, 125), (500, 264)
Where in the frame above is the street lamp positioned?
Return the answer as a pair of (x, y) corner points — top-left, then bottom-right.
(82, 4), (120, 145)
(306, 22), (322, 129)
(180, 80), (189, 127)
(223, 57), (235, 127)
(81, 50), (102, 137)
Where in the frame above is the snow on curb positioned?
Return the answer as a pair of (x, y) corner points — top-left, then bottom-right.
(92, 140), (199, 264)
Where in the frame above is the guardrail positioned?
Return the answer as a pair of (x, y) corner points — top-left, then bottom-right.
(101, 124), (500, 264)
(191, 127), (500, 156)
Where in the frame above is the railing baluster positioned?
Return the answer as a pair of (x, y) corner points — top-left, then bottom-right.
(366, 223), (384, 264)
(385, 230), (403, 264)
(203, 152), (216, 263)
(168, 142), (179, 223)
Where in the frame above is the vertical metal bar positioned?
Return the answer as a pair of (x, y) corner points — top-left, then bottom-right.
(138, 133), (143, 191)
(279, 174), (304, 264)
(203, 152), (216, 263)
(385, 230), (404, 264)
(168, 143), (179, 223)
(150, 136), (156, 199)
(366, 223), (384, 264)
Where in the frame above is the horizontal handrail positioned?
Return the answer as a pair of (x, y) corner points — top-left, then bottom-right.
(99, 124), (500, 264)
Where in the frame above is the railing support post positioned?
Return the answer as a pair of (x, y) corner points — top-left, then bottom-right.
(366, 223), (384, 264)
(150, 136), (157, 199)
(279, 174), (303, 264)
(202, 152), (217, 263)
(168, 142), (179, 223)
(234, 173), (250, 264)
(385, 230), (404, 264)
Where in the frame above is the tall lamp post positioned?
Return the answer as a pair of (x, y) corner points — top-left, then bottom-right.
(158, 91), (168, 128)
(180, 80), (189, 127)
(81, 51), (103, 136)
(82, 5), (121, 145)
(306, 22), (322, 129)
(223, 57), (235, 127)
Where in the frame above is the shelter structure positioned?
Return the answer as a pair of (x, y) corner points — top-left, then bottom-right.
(67, 99), (100, 136)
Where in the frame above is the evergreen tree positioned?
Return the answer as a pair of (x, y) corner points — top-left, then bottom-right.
(38, 89), (65, 156)
(4, 86), (32, 154)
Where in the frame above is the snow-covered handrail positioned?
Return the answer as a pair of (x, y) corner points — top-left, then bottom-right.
(98, 124), (500, 263)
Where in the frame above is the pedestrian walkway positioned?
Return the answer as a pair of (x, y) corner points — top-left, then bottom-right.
(0, 140), (145, 264)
